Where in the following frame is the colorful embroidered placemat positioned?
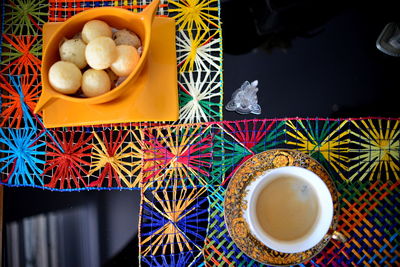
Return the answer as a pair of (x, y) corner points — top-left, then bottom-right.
(137, 118), (399, 266)
(0, 0), (223, 188)
(1, 117), (399, 265)
(0, 0), (223, 130)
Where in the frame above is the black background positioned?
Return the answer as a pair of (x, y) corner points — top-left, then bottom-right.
(222, 0), (400, 120)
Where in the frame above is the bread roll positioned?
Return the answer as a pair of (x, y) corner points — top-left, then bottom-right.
(85, 36), (117, 70)
(113, 29), (141, 48)
(110, 45), (140, 76)
(49, 61), (82, 94)
(59, 38), (87, 69)
(81, 69), (111, 97)
(82, 20), (112, 43)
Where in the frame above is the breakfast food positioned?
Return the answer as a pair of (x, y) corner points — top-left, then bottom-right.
(49, 19), (142, 98)
(81, 69), (111, 97)
(49, 61), (82, 94)
(59, 38), (87, 69)
(113, 29), (141, 48)
(82, 20), (112, 43)
(85, 36), (117, 70)
(111, 45), (140, 76)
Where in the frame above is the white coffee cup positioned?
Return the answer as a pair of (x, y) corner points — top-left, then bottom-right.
(244, 166), (333, 253)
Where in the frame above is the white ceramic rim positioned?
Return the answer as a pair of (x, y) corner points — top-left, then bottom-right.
(244, 166), (333, 253)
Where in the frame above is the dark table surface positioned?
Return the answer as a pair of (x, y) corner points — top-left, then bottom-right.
(3, 1), (400, 266)
(222, 0), (400, 120)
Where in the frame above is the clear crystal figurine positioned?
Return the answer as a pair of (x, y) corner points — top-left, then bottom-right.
(226, 80), (261, 115)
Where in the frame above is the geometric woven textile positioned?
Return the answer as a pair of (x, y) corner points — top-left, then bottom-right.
(1, 118), (399, 191)
(139, 118), (400, 266)
(1, 0), (223, 130)
(1, 118), (399, 266)
(0, 0), (224, 189)
(135, 118), (400, 266)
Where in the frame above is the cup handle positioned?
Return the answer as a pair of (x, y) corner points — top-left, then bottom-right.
(331, 230), (347, 243)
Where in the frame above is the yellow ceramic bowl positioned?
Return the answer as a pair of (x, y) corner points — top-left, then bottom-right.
(34, 0), (159, 113)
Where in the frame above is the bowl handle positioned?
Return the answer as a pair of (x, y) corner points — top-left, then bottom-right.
(34, 90), (57, 114)
(140, 0), (160, 25)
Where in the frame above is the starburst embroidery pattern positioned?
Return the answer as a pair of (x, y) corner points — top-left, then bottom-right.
(141, 251), (202, 267)
(0, 74), (40, 128)
(1, 34), (42, 75)
(128, 129), (155, 188)
(89, 131), (135, 188)
(140, 187), (208, 256)
(168, 0), (219, 31)
(179, 71), (222, 123)
(176, 30), (221, 72)
(285, 119), (350, 180)
(142, 125), (212, 189)
(349, 119), (400, 181)
(214, 120), (286, 185)
(0, 128), (45, 186)
(3, 0), (48, 35)
(43, 131), (93, 189)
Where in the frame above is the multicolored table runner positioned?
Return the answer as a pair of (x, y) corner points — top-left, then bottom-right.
(0, 0), (223, 129)
(136, 118), (399, 266)
(1, 117), (399, 265)
(1, 118), (398, 190)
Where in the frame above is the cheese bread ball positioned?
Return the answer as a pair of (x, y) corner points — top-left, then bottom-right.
(82, 20), (112, 43)
(59, 38), (87, 69)
(81, 69), (111, 97)
(110, 45), (140, 76)
(49, 61), (82, 94)
(85, 36), (117, 70)
(113, 29), (141, 48)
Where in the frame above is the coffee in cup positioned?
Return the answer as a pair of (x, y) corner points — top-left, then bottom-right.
(244, 166), (333, 253)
